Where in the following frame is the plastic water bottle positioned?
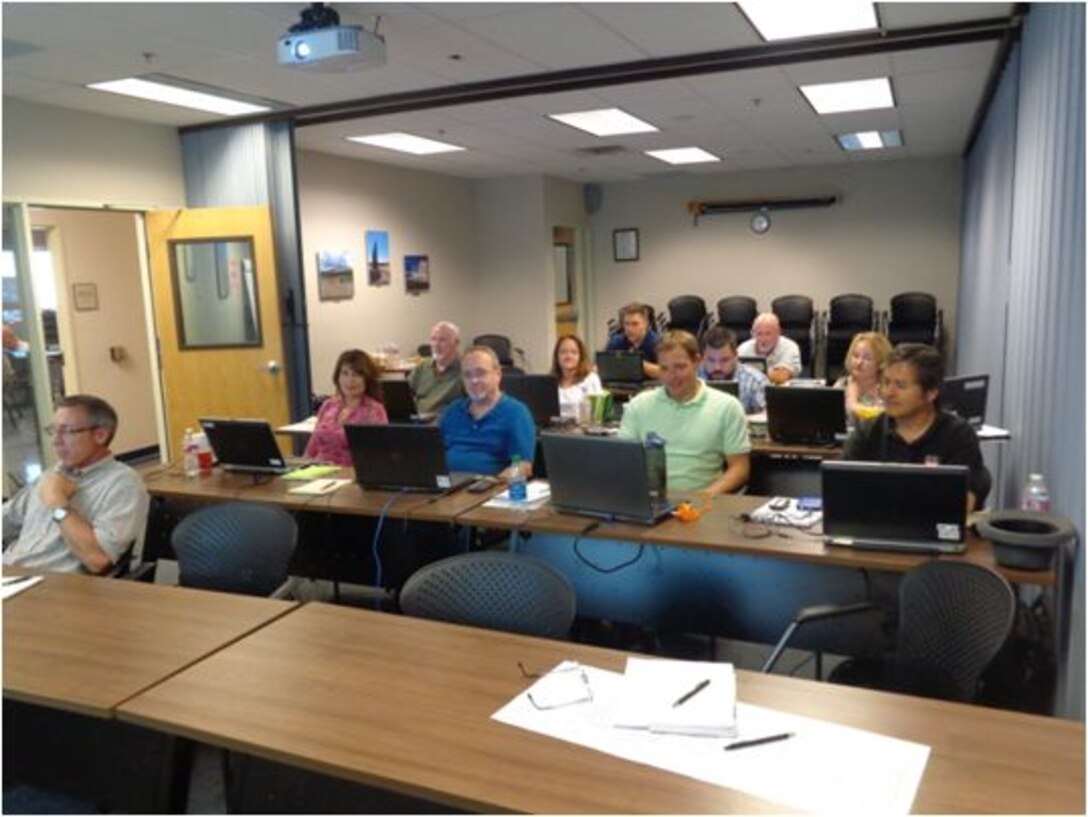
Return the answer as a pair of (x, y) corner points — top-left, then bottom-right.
(1020, 473), (1051, 512)
(508, 456), (528, 502)
(182, 427), (199, 478)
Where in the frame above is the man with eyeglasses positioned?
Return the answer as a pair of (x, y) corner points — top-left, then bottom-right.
(3, 394), (149, 574)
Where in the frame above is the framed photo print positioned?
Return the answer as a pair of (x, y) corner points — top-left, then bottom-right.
(613, 228), (639, 262)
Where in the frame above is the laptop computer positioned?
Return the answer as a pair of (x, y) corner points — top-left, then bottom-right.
(739, 356), (768, 374)
(821, 461), (969, 554)
(199, 418), (290, 474)
(595, 350), (645, 386)
(941, 374), (989, 428)
(765, 385), (846, 445)
(345, 423), (474, 493)
(705, 380), (740, 398)
(540, 432), (674, 525)
(380, 379), (416, 423)
(501, 374), (560, 427)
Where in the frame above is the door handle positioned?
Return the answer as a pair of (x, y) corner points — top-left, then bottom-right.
(264, 360), (281, 374)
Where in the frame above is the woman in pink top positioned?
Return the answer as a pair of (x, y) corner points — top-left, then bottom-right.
(304, 349), (388, 465)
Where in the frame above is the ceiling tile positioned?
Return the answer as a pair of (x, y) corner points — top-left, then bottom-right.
(581, 3), (759, 56)
(878, 3), (1014, 28)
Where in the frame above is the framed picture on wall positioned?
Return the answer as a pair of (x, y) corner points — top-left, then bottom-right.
(71, 282), (99, 311)
(613, 228), (639, 262)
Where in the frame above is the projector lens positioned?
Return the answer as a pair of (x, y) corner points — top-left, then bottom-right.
(294, 41), (311, 59)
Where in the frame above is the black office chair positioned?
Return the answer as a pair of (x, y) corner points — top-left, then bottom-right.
(666, 295), (709, 340)
(416, 343), (432, 358)
(887, 292), (942, 348)
(473, 333), (527, 370)
(824, 294), (875, 382)
(771, 294), (815, 373)
(399, 551), (576, 638)
(171, 502), (298, 598)
(606, 304), (661, 339)
(764, 561), (1015, 703)
(715, 296), (757, 345)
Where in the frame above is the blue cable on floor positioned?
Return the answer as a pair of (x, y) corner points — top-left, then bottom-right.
(370, 492), (405, 609)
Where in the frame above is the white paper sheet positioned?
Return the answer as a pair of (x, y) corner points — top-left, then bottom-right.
(2, 575), (43, 601)
(492, 662), (929, 814)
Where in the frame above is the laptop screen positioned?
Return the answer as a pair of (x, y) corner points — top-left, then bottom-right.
(345, 423), (471, 492)
(705, 380), (740, 398)
(198, 418), (288, 473)
(540, 432), (671, 525)
(380, 379), (416, 423)
(822, 461), (968, 546)
(595, 351), (644, 384)
(765, 386), (846, 445)
(940, 374), (989, 428)
(738, 356), (767, 374)
(502, 374), (560, 427)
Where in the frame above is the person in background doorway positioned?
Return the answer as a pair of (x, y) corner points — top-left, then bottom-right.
(834, 331), (893, 424)
(551, 334), (602, 421)
(697, 325), (769, 415)
(305, 349), (388, 465)
(408, 321), (464, 414)
(3, 394), (149, 574)
(604, 302), (660, 378)
(737, 312), (802, 384)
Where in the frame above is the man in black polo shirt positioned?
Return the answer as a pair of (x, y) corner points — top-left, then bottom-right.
(844, 343), (986, 512)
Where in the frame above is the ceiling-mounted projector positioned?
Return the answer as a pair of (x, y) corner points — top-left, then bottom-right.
(278, 2), (386, 71)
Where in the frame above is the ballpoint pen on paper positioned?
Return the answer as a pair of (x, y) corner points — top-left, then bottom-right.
(672, 678), (711, 708)
(725, 732), (795, 751)
(2, 576), (34, 587)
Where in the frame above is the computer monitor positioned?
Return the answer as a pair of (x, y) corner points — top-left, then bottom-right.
(940, 374), (989, 428)
(821, 461), (968, 554)
(540, 432), (673, 525)
(345, 423), (474, 493)
(501, 374), (560, 427)
(198, 418), (289, 474)
(764, 385), (846, 445)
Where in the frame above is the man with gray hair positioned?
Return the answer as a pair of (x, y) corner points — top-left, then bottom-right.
(736, 312), (802, 384)
(408, 320), (464, 413)
(3, 394), (149, 574)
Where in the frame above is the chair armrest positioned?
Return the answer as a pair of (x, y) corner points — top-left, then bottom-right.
(762, 601), (874, 673)
(119, 561), (158, 582)
(270, 577), (298, 600)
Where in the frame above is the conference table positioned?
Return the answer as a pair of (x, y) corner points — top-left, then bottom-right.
(114, 600), (1084, 814)
(2, 572), (296, 811)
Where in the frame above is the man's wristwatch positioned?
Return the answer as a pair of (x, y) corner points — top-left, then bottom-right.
(51, 505), (69, 523)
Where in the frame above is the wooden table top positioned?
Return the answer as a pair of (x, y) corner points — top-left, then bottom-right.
(117, 602), (1084, 814)
(2, 572), (295, 718)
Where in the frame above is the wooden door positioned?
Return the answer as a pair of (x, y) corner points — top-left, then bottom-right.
(146, 206), (289, 458)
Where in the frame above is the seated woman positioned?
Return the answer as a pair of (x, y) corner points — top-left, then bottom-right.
(305, 349), (388, 465)
(834, 331), (893, 424)
(551, 334), (602, 421)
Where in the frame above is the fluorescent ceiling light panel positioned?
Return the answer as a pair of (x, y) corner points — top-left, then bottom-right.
(837, 129), (904, 150)
(87, 77), (270, 116)
(347, 132), (465, 155)
(645, 147), (721, 165)
(800, 77), (894, 114)
(548, 108), (658, 137)
(740, 1), (877, 41)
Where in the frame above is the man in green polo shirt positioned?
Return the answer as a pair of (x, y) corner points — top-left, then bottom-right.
(408, 320), (464, 414)
(620, 330), (750, 495)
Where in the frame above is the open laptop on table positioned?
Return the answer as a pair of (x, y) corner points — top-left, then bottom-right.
(821, 461), (969, 555)
(705, 380), (740, 398)
(765, 385), (846, 445)
(502, 374), (561, 427)
(199, 418), (293, 474)
(540, 432), (674, 525)
(738, 356), (768, 374)
(595, 351), (645, 389)
(345, 423), (474, 493)
(940, 374), (989, 428)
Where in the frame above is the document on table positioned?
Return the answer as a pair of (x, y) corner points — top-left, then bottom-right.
(493, 661), (929, 814)
(287, 478), (352, 495)
(612, 657), (737, 737)
(2, 575), (43, 601)
(482, 480), (551, 510)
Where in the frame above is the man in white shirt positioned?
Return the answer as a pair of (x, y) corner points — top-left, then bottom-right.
(736, 312), (802, 384)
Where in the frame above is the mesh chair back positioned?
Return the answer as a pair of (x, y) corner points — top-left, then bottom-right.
(896, 561), (1015, 701)
(400, 551), (576, 638)
(172, 502), (298, 597)
(472, 334), (514, 365)
(666, 295), (708, 336)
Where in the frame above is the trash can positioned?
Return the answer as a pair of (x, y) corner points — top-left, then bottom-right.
(976, 511), (1077, 571)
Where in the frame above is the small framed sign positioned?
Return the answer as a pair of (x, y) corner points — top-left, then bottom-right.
(72, 282), (99, 312)
(613, 228), (639, 262)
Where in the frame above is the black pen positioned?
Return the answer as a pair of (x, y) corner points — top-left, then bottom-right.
(672, 678), (710, 708)
(725, 732), (795, 751)
(2, 576), (34, 588)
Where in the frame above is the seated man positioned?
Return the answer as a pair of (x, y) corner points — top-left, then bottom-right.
(737, 312), (802, 384)
(604, 302), (660, 379)
(438, 345), (535, 478)
(844, 343), (986, 512)
(620, 330), (750, 496)
(408, 321), (464, 414)
(697, 325), (769, 415)
(3, 394), (149, 574)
